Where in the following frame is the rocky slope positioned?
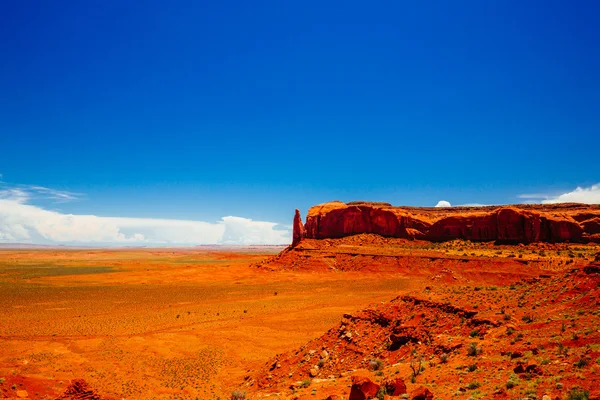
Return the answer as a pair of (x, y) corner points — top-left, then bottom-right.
(295, 202), (600, 245)
(247, 256), (600, 399)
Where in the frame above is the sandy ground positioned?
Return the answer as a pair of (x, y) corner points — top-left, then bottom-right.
(0, 248), (420, 399)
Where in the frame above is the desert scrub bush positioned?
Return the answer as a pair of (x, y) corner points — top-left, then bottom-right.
(467, 342), (482, 356)
(231, 390), (246, 400)
(467, 364), (477, 372)
(557, 343), (569, 356)
(0, 378), (4, 384)
(506, 373), (519, 389)
(409, 354), (423, 383)
(566, 387), (590, 400)
(522, 315), (534, 323)
(573, 358), (589, 368)
(440, 353), (449, 363)
(369, 358), (384, 371)
(299, 379), (311, 388)
(466, 381), (481, 389)
(469, 330), (479, 338)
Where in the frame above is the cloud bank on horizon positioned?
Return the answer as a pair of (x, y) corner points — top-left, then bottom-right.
(0, 183), (291, 246)
(1, 180), (599, 246)
(435, 183), (599, 208)
(518, 184), (600, 205)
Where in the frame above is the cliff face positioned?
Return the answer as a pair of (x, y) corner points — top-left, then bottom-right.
(293, 201), (600, 245)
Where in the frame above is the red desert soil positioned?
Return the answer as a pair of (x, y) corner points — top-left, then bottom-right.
(1, 203), (599, 400)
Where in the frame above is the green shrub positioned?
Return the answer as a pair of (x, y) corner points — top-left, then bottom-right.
(506, 374), (519, 389)
(566, 387), (590, 400)
(573, 358), (589, 368)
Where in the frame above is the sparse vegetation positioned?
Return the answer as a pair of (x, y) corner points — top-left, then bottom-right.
(566, 387), (590, 400)
(231, 390), (246, 400)
(369, 358), (384, 371)
(522, 315), (534, 323)
(506, 374), (519, 389)
(467, 342), (482, 357)
(409, 354), (423, 383)
(299, 379), (311, 388)
(466, 381), (481, 390)
(573, 358), (589, 368)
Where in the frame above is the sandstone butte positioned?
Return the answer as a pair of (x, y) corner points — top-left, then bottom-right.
(293, 201), (600, 245)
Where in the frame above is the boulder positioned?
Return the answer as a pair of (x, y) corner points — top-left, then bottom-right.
(409, 386), (434, 400)
(582, 217), (600, 234)
(383, 377), (407, 395)
(349, 375), (380, 400)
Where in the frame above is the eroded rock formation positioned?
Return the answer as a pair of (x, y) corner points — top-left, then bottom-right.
(293, 201), (600, 244)
(292, 209), (305, 247)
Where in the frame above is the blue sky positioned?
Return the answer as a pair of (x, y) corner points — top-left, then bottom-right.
(0, 1), (599, 244)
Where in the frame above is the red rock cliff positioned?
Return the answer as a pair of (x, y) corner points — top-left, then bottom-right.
(292, 209), (305, 247)
(298, 201), (600, 244)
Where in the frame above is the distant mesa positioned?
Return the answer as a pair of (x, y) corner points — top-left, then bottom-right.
(292, 201), (600, 246)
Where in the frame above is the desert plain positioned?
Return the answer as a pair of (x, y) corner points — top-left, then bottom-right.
(1, 202), (600, 400)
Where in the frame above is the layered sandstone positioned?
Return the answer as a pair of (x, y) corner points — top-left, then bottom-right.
(293, 201), (600, 245)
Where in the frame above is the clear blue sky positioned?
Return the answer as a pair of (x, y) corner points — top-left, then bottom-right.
(1, 0), (599, 226)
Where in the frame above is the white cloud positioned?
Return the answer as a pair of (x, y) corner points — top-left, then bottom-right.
(435, 200), (451, 208)
(0, 181), (81, 203)
(518, 183), (600, 205)
(540, 183), (600, 204)
(0, 184), (291, 246)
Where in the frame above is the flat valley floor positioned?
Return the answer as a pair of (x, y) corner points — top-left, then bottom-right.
(0, 248), (415, 399)
(1, 240), (598, 399)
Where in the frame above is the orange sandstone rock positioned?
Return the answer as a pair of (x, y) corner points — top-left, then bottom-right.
(292, 209), (305, 247)
(302, 201), (594, 244)
(349, 375), (380, 400)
